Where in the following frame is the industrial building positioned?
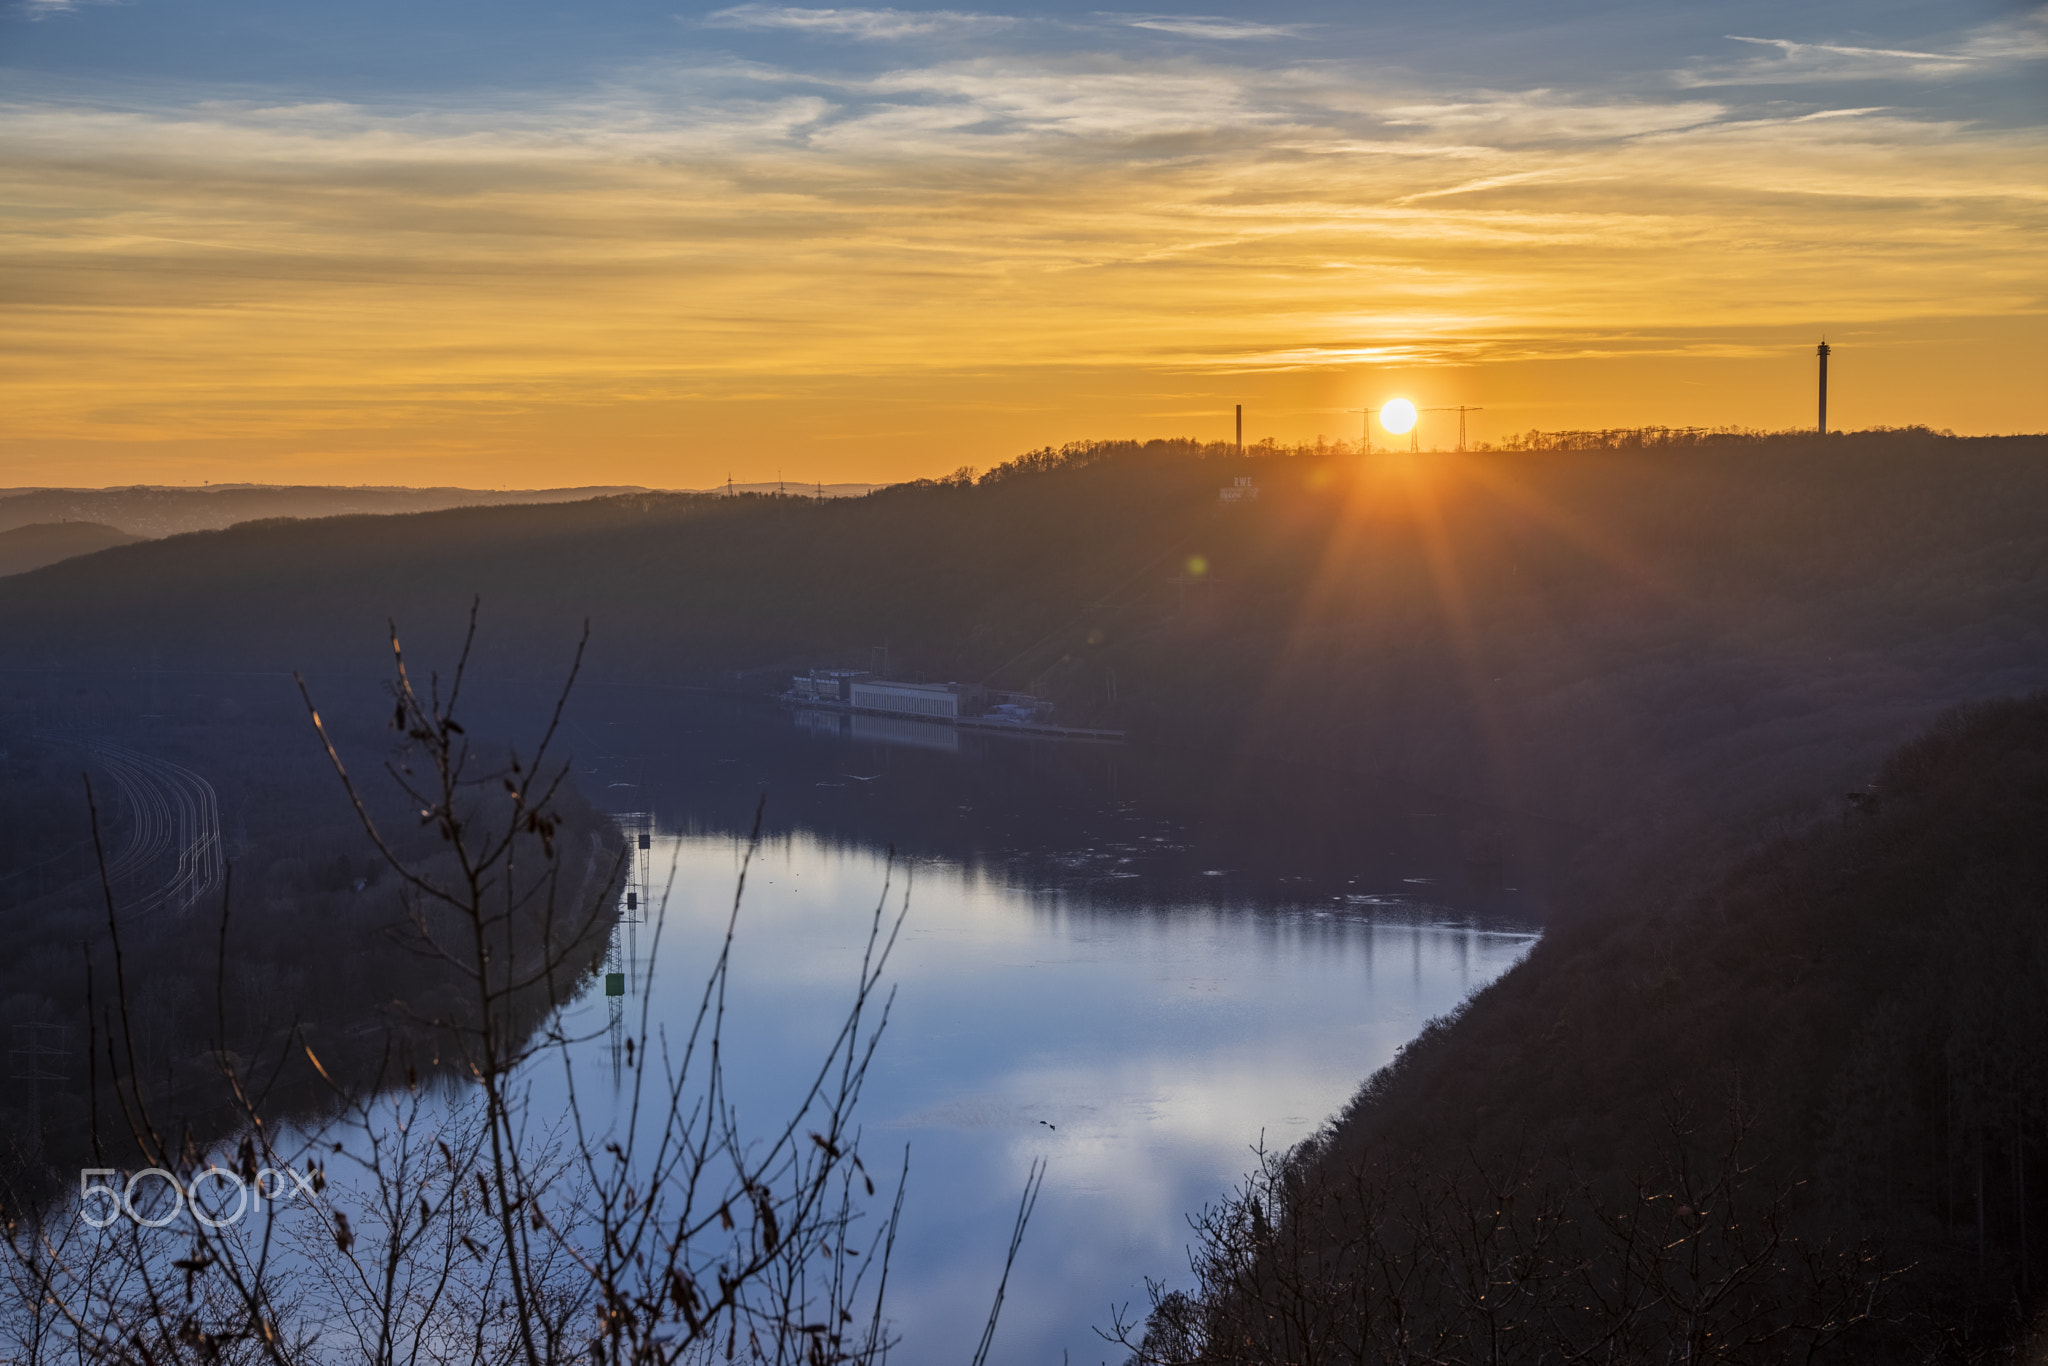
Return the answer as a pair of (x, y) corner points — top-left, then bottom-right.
(789, 670), (989, 719)
(847, 679), (986, 719)
(789, 669), (869, 703)
(784, 669), (1111, 740)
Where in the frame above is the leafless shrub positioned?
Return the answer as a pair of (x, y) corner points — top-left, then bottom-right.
(0, 606), (970, 1365)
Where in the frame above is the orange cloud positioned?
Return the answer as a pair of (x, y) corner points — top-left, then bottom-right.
(1, 41), (2042, 487)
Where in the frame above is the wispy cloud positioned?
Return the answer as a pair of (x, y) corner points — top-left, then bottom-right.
(1394, 167), (1621, 205)
(1376, 93), (1725, 144)
(1727, 35), (1956, 64)
(852, 56), (1276, 143)
(1109, 13), (1304, 40)
(1, 33), (2041, 470)
(1718, 32), (1980, 81)
(15, 0), (111, 18)
(1677, 12), (2048, 86)
(1953, 7), (2048, 63)
(702, 5), (1013, 40)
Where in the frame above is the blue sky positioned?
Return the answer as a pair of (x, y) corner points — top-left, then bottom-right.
(9, 0), (2040, 113)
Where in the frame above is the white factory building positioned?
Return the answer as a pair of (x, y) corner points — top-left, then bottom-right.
(847, 679), (986, 719)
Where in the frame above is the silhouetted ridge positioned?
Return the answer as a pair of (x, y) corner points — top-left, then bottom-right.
(1, 430), (2044, 856)
(0, 483), (652, 538)
(0, 521), (140, 577)
(1159, 693), (2048, 1361)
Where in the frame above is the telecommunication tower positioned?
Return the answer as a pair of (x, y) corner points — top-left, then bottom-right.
(1816, 340), (1831, 435)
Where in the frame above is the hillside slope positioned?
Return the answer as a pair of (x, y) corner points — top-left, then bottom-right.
(0, 521), (139, 577)
(0, 431), (2043, 850)
(1128, 693), (2048, 1362)
(0, 482), (647, 537)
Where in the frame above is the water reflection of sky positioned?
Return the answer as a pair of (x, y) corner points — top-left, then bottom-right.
(550, 831), (1536, 1366)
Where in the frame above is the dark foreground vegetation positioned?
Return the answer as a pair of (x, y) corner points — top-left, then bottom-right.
(1116, 694), (2048, 1363)
(2, 630), (914, 1365)
(0, 657), (623, 1208)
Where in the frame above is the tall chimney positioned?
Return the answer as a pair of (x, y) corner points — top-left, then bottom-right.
(1816, 340), (1831, 435)
(1235, 404), (1243, 455)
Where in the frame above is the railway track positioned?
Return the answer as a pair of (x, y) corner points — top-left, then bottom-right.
(40, 736), (224, 920)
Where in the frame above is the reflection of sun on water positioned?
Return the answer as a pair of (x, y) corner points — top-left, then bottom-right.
(1380, 398), (1417, 434)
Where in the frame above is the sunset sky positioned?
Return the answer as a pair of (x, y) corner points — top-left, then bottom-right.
(3, 0), (2043, 488)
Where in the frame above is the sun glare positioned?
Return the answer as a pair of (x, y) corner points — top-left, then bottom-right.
(1380, 399), (1417, 435)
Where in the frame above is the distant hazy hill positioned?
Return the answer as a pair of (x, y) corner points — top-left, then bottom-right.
(697, 482), (882, 500)
(1, 431), (2044, 851)
(0, 521), (140, 577)
(0, 483), (651, 538)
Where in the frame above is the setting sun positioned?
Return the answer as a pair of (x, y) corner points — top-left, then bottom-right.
(1, 0), (2040, 486)
(1381, 399), (1418, 435)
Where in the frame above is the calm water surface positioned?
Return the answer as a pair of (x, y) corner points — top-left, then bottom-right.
(536, 697), (1550, 1365)
(6, 683), (1552, 1362)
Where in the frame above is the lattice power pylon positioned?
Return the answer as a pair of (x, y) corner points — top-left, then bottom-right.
(1421, 406), (1485, 452)
(10, 1023), (69, 1151)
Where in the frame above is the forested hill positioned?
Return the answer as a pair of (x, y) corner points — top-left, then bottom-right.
(1126, 694), (2048, 1362)
(1, 430), (2044, 847)
(0, 521), (139, 577)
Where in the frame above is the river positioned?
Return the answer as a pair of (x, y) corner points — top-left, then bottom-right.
(0, 682), (1552, 1363)
(541, 693), (1550, 1363)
